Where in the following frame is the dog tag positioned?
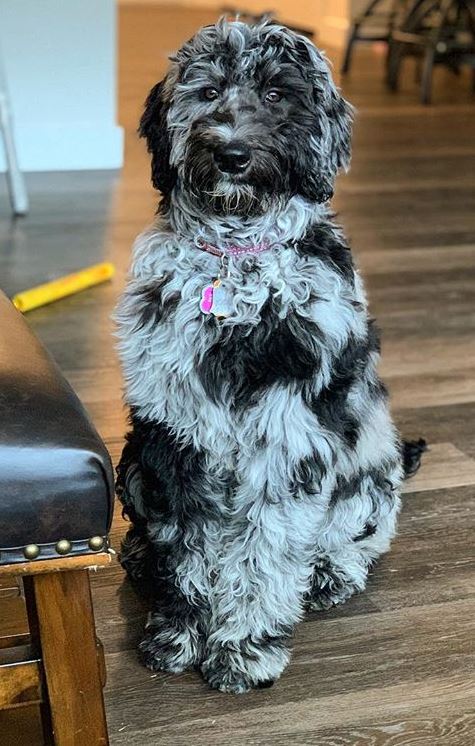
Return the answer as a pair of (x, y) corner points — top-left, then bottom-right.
(200, 279), (233, 319)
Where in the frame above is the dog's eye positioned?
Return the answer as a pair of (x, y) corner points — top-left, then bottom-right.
(202, 87), (220, 101)
(265, 89), (283, 104)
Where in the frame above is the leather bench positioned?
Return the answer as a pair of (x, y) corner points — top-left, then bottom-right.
(0, 290), (114, 745)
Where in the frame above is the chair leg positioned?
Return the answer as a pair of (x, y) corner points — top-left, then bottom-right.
(0, 90), (29, 216)
(421, 47), (435, 104)
(24, 570), (109, 746)
(341, 26), (358, 74)
(414, 56), (423, 83)
(387, 41), (403, 90)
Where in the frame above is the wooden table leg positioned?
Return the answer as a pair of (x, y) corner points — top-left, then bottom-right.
(25, 570), (109, 746)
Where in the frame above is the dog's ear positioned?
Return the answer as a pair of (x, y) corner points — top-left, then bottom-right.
(139, 80), (176, 195)
(310, 86), (353, 203)
(293, 35), (353, 203)
(323, 84), (353, 174)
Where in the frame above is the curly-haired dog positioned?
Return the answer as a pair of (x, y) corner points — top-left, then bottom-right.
(115, 19), (425, 693)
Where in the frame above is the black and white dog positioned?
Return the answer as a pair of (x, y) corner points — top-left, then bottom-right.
(115, 19), (424, 693)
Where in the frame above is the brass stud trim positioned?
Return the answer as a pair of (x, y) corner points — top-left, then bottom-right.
(55, 539), (72, 555)
(24, 544), (40, 560)
(88, 536), (105, 552)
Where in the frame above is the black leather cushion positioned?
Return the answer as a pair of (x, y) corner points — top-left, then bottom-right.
(0, 291), (114, 565)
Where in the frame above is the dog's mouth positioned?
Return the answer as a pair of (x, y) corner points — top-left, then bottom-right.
(202, 178), (261, 215)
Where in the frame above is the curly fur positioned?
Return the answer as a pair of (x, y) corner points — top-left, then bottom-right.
(115, 19), (423, 694)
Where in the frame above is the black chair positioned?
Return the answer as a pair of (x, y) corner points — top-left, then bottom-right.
(387, 0), (475, 103)
(341, 0), (408, 74)
(0, 290), (114, 744)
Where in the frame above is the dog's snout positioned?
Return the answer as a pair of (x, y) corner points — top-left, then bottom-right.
(214, 142), (251, 174)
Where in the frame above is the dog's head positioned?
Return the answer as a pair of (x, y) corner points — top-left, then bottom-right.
(140, 20), (352, 215)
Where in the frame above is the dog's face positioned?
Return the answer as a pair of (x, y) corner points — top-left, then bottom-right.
(140, 20), (352, 215)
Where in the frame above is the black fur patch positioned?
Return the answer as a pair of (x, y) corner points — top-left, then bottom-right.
(354, 523), (377, 542)
(329, 466), (397, 507)
(117, 411), (225, 525)
(197, 299), (323, 407)
(330, 472), (364, 504)
(305, 325), (381, 448)
(139, 81), (177, 195)
(296, 221), (354, 283)
(254, 679), (275, 689)
(293, 453), (327, 496)
(116, 412), (230, 613)
(132, 274), (180, 329)
(119, 524), (157, 600)
(402, 438), (427, 478)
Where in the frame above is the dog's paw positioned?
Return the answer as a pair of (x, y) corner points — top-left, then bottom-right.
(305, 582), (357, 611)
(305, 560), (361, 611)
(138, 614), (203, 674)
(203, 666), (265, 694)
(201, 638), (289, 694)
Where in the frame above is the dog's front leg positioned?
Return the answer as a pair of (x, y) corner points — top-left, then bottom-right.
(116, 420), (218, 674)
(200, 498), (316, 693)
(137, 528), (207, 674)
(139, 599), (205, 675)
(201, 627), (292, 694)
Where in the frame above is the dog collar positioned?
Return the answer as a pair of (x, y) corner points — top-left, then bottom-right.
(196, 238), (271, 320)
(195, 237), (272, 258)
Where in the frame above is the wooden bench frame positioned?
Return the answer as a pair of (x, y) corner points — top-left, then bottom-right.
(0, 553), (111, 745)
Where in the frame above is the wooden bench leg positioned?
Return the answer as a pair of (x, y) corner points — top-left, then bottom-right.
(24, 570), (109, 746)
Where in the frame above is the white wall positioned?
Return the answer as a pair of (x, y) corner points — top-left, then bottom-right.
(317, 0), (351, 48)
(0, 0), (123, 172)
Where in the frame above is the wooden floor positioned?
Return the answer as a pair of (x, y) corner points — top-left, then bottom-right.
(1, 5), (475, 744)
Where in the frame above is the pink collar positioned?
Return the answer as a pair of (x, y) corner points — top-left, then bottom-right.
(196, 238), (272, 258)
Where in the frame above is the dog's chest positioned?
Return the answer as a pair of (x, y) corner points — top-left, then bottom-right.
(117, 240), (362, 452)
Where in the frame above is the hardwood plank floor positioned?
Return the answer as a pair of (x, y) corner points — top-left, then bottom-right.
(1, 5), (474, 744)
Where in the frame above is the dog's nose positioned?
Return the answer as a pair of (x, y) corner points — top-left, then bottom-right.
(214, 142), (251, 174)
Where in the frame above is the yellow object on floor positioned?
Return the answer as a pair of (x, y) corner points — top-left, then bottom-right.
(12, 262), (115, 312)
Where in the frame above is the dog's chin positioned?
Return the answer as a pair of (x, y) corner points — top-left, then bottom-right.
(209, 178), (258, 215)
(193, 176), (278, 217)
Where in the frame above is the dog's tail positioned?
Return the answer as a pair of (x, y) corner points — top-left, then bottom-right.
(402, 438), (427, 479)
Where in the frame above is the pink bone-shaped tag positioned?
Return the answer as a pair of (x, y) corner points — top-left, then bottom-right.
(200, 283), (215, 314)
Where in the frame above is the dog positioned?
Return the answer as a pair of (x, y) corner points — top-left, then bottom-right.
(114, 19), (425, 693)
